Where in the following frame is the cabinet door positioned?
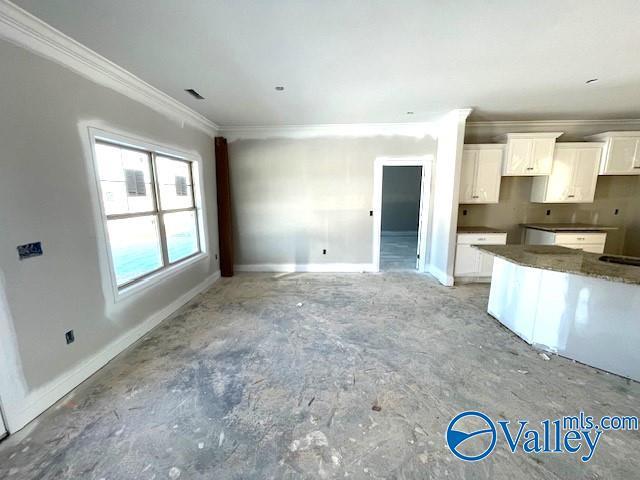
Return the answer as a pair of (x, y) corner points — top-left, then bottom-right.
(545, 148), (575, 202)
(478, 252), (495, 276)
(606, 137), (638, 173)
(475, 149), (503, 203)
(504, 138), (531, 175)
(530, 138), (555, 175)
(454, 244), (479, 276)
(459, 150), (477, 203)
(571, 148), (600, 202)
(633, 139), (640, 170)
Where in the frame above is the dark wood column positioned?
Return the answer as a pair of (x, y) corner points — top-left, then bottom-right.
(215, 136), (234, 277)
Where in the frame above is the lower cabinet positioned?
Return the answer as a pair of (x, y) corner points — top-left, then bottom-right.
(454, 232), (507, 280)
(524, 229), (607, 254)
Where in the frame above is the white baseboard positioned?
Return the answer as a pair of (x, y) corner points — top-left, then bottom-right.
(4, 271), (220, 433)
(381, 230), (418, 237)
(454, 276), (492, 284)
(427, 264), (454, 286)
(235, 263), (376, 273)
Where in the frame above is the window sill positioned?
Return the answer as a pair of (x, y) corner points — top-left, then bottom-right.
(115, 252), (210, 303)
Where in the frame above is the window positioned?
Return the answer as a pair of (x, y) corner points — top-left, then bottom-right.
(93, 138), (202, 290)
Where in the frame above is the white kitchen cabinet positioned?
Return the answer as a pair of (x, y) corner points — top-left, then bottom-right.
(530, 143), (602, 203)
(586, 132), (640, 175)
(501, 132), (563, 176)
(524, 229), (607, 254)
(454, 232), (507, 280)
(459, 145), (503, 204)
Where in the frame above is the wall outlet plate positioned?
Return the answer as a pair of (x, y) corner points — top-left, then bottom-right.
(17, 241), (43, 260)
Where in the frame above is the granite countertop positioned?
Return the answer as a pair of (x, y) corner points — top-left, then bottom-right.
(457, 226), (507, 234)
(520, 223), (618, 232)
(475, 245), (640, 285)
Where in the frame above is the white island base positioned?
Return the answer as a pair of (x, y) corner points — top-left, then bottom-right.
(488, 257), (640, 382)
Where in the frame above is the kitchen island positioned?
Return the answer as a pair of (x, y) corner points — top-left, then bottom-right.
(476, 245), (640, 381)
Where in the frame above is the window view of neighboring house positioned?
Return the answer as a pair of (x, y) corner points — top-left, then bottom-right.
(94, 140), (201, 288)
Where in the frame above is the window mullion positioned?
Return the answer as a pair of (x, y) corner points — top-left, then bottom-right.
(189, 164), (202, 254)
(151, 152), (170, 267)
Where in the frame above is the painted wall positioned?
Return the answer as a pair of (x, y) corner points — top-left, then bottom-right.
(381, 166), (422, 232)
(427, 110), (470, 285)
(0, 40), (219, 431)
(465, 121), (640, 144)
(457, 175), (640, 255)
(227, 135), (437, 268)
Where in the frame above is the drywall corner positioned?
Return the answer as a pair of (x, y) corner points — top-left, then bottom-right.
(427, 108), (472, 286)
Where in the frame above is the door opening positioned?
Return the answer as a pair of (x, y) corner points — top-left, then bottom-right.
(372, 156), (432, 273)
(380, 166), (422, 271)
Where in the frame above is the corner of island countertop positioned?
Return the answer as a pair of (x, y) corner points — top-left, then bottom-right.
(474, 244), (640, 285)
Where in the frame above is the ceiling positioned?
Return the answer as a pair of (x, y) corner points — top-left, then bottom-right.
(14, 0), (640, 127)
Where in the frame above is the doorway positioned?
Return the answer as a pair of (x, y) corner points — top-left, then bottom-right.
(372, 156), (431, 272)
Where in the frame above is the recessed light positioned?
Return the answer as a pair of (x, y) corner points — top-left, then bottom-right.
(275, 86), (285, 91)
(585, 78), (599, 85)
(406, 111), (414, 115)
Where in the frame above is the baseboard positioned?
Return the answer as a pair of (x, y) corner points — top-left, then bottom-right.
(454, 276), (492, 284)
(4, 271), (220, 433)
(427, 264), (454, 286)
(381, 230), (418, 237)
(235, 263), (376, 273)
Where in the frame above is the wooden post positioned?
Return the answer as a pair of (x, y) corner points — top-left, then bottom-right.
(215, 137), (234, 277)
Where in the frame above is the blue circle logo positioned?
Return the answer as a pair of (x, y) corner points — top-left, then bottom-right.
(446, 411), (497, 461)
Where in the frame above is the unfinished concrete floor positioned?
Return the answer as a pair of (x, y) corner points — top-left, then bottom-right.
(1, 272), (639, 479)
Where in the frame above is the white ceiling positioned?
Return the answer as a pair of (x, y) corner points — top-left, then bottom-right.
(14, 0), (640, 126)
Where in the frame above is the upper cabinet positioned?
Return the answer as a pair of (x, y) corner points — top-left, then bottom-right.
(586, 132), (640, 175)
(530, 143), (602, 203)
(500, 132), (563, 176)
(459, 145), (504, 204)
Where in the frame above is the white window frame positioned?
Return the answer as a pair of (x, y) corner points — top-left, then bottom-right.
(87, 127), (208, 302)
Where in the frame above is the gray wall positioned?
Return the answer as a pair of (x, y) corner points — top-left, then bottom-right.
(227, 136), (437, 266)
(0, 39), (219, 419)
(457, 175), (640, 255)
(381, 166), (422, 232)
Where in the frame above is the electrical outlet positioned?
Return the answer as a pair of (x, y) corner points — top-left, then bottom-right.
(614, 208), (619, 215)
(65, 330), (75, 345)
(369, 210), (373, 217)
(323, 249), (327, 255)
(462, 209), (468, 216)
(546, 209), (551, 216)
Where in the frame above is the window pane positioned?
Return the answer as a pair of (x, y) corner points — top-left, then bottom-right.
(107, 215), (163, 286)
(155, 156), (194, 210)
(95, 142), (155, 215)
(164, 210), (199, 263)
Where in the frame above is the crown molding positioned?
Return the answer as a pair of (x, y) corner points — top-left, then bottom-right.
(466, 118), (640, 129)
(0, 0), (219, 137)
(220, 121), (440, 141)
